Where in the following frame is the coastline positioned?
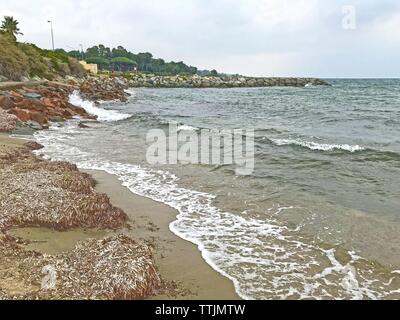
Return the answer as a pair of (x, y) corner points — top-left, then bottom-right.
(0, 133), (239, 299)
(86, 169), (239, 300)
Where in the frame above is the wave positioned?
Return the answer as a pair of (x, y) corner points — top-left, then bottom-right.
(270, 138), (366, 153)
(177, 124), (199, 132)
(124, 88), (137, 97)
(69, 91), (132, 122)
(32, 122), (400, 300)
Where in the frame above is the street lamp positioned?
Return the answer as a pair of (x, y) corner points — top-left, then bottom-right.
(80, 44), (84, 60)
(47, 20), (55, 51)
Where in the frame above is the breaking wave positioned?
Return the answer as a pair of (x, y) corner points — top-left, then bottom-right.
(69, 90), (132, 122)
(270, 138), (366, 153)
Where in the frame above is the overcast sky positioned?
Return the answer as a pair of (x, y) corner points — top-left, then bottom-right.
(1, 0), (399, 77)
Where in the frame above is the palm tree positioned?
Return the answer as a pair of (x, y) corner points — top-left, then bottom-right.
(1, 16), (23, 41)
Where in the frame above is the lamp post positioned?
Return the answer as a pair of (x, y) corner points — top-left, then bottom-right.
(47, 20), (55, 51)
(80, 44), (84, 60)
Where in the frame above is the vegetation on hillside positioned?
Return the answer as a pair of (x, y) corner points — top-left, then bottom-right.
(60, 44), (218, 75)
(0, 16), (86, 81)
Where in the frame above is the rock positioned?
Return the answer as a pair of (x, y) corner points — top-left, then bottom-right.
(122, 74), (329, 88)
(10, 108), (31, 122)
(9, 91), (24, 100)
(0, 95), (14, 110)
(11, 121), (41, 135)
(0, 109), (18, 132)
(115, 78), (126, 86)
(26, 120), (43, 130)
(49, 116), (65, 123)
(78, 122), (89, 129)
(23, 92), (42, 100)
(30, 111), (48, 125)
(20, 76), (31, 82)
(0, 75), (9, 82)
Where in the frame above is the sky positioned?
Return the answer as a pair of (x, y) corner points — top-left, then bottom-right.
(1, 0), (399, 78)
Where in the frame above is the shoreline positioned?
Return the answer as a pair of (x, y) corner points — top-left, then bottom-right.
(86, 169), (239, 300)
(0, 133), (239, 299)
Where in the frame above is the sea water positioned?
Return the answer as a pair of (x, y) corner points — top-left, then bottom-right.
(34, 79), (400, 299)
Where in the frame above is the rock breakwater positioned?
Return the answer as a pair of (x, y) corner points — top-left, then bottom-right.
(124, 73), (329, 88)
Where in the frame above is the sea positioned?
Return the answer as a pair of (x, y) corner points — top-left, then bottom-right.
(33, 79), (400, 299)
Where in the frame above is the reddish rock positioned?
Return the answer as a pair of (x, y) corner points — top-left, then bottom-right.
(16, 99), (46, 112)
(30, 111), (48, 125)
(0, 96), (14, 110)
(10, 108), (31, 122)
(9, 91), (24, 99)
(63, 108), (75, 118)
(41, 97), (55, 108)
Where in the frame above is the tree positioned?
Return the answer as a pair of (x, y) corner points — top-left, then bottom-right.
(67, 50), (82, 60)
(110, 57), (136, 72)
(111, 46), (129, 58)
(86, 45), (100, 57)
(1, 16), (23, 41)
(63, 42), (215, 75)
(86, 56), (110, 68)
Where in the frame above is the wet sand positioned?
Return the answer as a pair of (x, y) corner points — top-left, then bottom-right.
(85, 169), (240, 300)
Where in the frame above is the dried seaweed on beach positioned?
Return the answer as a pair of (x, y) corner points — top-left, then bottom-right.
(0, 142), (126, 231)
(0, 235), (161, 300)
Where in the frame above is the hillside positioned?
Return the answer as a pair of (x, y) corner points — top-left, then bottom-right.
(0, 34), (86, 81)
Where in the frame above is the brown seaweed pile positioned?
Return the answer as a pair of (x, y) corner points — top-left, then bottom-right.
(0, 143), (126, 231)
(0, 235), (161, 300)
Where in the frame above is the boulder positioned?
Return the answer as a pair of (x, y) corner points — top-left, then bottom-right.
(10, 108), (31, 122)
(0, 109), (17, 132)
(24, 92), (42, 100)
(11, 120), (42, 135)
(0, 95), (14, 110)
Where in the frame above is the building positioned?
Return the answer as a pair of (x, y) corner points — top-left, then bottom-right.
(79, 60), (98, 74)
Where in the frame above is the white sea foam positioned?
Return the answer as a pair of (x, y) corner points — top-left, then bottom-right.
(33, 123), (400, 300)
(69, 91), (132, 122)
(177, 124), (199, 132)
(124, 88), (137, 97)
(271, 138), (365, 152)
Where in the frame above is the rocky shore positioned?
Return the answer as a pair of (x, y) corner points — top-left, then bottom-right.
(0, 78), (128, 133)
(123, 73), (329, 88)
(0, 73), (329, 133)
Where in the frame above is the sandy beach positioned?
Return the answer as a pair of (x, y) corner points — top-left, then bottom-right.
(85, 169), (239, 300)
(0, 133), (238, 299)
